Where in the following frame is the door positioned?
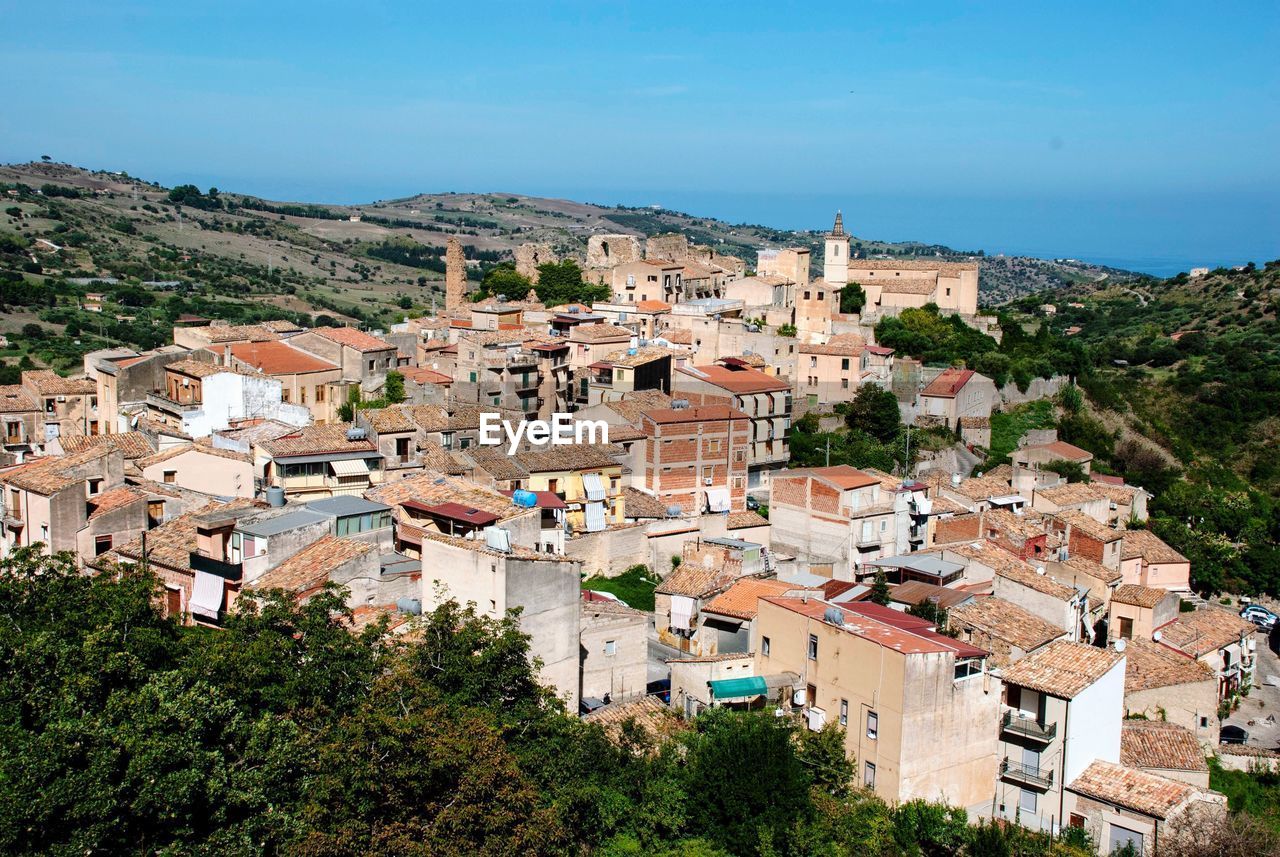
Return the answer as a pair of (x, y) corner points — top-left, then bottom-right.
(1021, 746), (1041, 777)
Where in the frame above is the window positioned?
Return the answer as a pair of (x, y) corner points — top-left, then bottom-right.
(809, 356), (817, 368)
(315, 385), (325, 403)
(1200, 716), (1209, 728)
(807, 633), (818, 660)
(866, 711), (878, 740)
(163, 470), (177, 484)
(1119, 617), (1134, 639)
(300, 387), (307, 404)
(864, 762), (876, 789)
(761, 636), (770, 657)
(87, 478), (103, 496)
(1069, 814), (1085, 829)
(803, 291), (811, 300)
(469, 371), (478, 383)
(841, 358), (849, 370)
(368, 360), (375, 372)
(841, 378), (849, 389)
(281, 390), (290, 403)
(94, 535), (112, 556)
(817, 291), (825, 301)
(1019, 789), (1037, 814)
(604, 640), (616, 656)
(839, 699), (848, 726)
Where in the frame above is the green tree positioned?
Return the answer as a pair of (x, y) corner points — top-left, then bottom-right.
(384, 370), (406, 404)
(475, 262), (533, 301)
(533, 259), (610, 307)
(870, 571), (891, 605)
(844, 384), (902, 444)
(338, 384), (360, 422)
(839, 282), (866, 314)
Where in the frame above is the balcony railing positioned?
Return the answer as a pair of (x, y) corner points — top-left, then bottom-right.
(146, 391), (200, 413)
(190, 551), (243, 580)
(1000, 757), (1054, 790)
(1002, 710), (1058, 743)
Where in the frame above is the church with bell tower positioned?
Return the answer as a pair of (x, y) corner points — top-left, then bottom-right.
(823, 210), (850, 286)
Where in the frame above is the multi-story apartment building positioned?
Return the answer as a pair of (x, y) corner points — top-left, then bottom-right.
(755, 595), (1000, 814)
(256, 424), (384, 501)
(769, 466), (900, 579)
(288, 325), (399, 384)
(452, 330), (545, 420)
(917, 368), (997, 429)
(797, 334), (870, 409)
(228, 341), (344, 425)
(673, 360), (791, 488)
(635, 402), (750, 514)
(21, 370), (97, 442)
(993, 640), (1126, 832)
(577, 346), (672, 408)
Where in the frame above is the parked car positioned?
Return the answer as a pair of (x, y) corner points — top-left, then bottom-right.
(745, 496), (760, 511)
(1240, 604), (1278, 629)
(1220, 724), (1249, 745)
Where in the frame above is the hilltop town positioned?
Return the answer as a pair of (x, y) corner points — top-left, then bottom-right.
(2, 167), (1279, 856)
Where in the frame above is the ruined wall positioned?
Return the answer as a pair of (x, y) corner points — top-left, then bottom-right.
(445, 237), (466, 311)
(587, 234), (642, 268)
(646, 233), (689, 262)
(514, 242), (557, 283)
(565, 523), (648, 578)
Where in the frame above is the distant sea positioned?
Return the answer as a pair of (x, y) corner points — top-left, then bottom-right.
(560, 188), (1280, 279)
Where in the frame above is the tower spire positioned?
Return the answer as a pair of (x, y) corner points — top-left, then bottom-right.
(831, 210), (845, 236)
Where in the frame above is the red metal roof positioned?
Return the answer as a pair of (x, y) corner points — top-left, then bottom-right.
(921, 368), (975, 398)
(416, 502), (500, 526)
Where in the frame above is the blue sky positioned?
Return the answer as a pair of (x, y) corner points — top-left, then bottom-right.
(1, 1), (1277, 271)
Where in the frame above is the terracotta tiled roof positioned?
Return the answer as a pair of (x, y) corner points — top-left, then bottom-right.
(230, 340), (338, 375)
(984, 507), (1051, 541)
(1000, 640), (1124, 699)
(360, 406), (418, 434)
(677, 363), (790, 394)
(464, 446), (528, 481)
(634, 299), (671, 312)
(87, 485), (147, 520)
(1160, 608), (1255, 659)
(1123, 638), (1213, 693)
(1057, 554), (1122, 585)
(1093, 482), (1144, 505)
(584, 695), (690, 745)
(1122, 529), (1188, 564)
(0, 448), (109, 495)
(598, 345), (674, 367)
(113, 499), (257, 571)
(1113, 584), (1171, 609)
(660, 329), (693, 345)
(1038, 483), (1106, 506)
(195, 323), (280, 344)
(887, 580), (976, 610)
(762, 596), (989, 657)
(950, 596), (1066, 652)
(22, 370), (95, 396)
(880, 278), (940, 296)
(727, 510), (770, 529)
(569, 323), (632, 343)
(1067, 760), (1195, 820)
(60, 432), (155, 460)
(1055, 509), (1123, 543)
(654, 561), (737, 599)
(623, 487), (669, 519)
(513, 444), (621, 473)
(1121, 721), (1208, 773)
(799, 339), (863, 356)
(312, 326), (395, 352)
(164, 359), (249, 379)
(399, 366), (452, 386)
(0, 384), (38, 413)
(948, 473), (1013, 502)
(1019, 440), (1094, 463)
(849, 259), (979, 273)
(259, 424), (377, 458)
(248, 535), (374, 594)
(703, 578), (800, 620)
(604, 390), (673, 425)
(367, 472), (523, 521)
(921, 368), (975, 398)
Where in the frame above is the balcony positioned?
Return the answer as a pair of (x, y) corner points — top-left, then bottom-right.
(190, 551), (243, 580)
(482, 350), (537, 368)
(146, 391), (200, 415)
(1002, 710), (1057, 744)
(1000, 757), (1054, 790)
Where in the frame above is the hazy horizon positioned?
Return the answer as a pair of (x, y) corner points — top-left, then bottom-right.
(3, 0), (1276, 276)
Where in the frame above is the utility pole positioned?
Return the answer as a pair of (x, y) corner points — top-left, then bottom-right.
(825, 434), (831, 467)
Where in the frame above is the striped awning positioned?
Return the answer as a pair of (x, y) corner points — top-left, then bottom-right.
(582, 472), (607, 502)
(330, 458), (370, 477)
(584, 500), (607, 532)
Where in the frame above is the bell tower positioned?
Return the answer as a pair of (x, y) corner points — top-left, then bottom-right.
(823, 210), (849, 286)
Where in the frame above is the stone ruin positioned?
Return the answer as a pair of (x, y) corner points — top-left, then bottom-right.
(586, 234), (642, 268)
(514, 242), (558, 283)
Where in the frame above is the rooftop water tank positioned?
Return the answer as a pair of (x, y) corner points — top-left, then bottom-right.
(512, 489), (538, 508)
(266, 486), (286, 507)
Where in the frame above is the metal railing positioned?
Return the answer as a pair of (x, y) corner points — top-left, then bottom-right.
(1000, 757), (1054, 790)
(1002, 710), (1058, 743)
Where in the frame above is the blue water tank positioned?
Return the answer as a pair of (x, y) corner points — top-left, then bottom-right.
(512, 489), (538, 508)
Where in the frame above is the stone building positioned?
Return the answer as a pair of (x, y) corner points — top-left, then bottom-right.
(514, 242), (557, 282)
(587, 233), (642, 268)
(445, 236), (466, 311)
(579, 596), (649, 706)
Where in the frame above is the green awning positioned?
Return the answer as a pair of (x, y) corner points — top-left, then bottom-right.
(708, 676), (768, 699)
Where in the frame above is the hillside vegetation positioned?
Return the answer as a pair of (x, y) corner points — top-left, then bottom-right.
(1006, 262), (1280, 595)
